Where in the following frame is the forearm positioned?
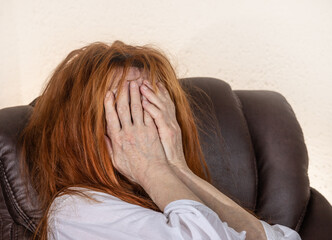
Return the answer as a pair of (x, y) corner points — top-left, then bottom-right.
(171, 166), (267, 240)
(138, 165), (203, 212)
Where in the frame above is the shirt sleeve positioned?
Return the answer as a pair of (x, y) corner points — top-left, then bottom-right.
(260, 220), (302, 240)
(164, 199), (246, 240)
(48, 192), (247, 240)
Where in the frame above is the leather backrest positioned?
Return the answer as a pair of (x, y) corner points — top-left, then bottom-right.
(0, 77), (310, 235)
(235, 90), (310, 230)
(0, 106), (42, 234)
(180, 78), (257, 210)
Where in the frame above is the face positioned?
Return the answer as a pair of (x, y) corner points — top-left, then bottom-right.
(112, 67), (143, 95)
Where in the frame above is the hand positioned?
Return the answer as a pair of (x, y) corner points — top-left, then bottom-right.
(104, 80), (169, 185)
(140, 80), (188, 170)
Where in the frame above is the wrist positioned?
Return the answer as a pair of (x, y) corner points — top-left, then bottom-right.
(169, 163), (193, 178)
(136, 163), (173, 190)
(166, 154), (190, 171)
(136, 162), (204, 211)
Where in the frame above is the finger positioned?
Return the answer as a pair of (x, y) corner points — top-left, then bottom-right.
(104, 135), (114, 159)
(104, 91), (121, 134)
(143, 108), (155, 127)
(142, 98), (168, 129)
(156, 81), (176, 115)
(156, 81), (172, 101)
(140, 83), (165, 110)
(144, 80), (169, 100)
(116, 81), (132, 128)
(130, 81), (144, 126)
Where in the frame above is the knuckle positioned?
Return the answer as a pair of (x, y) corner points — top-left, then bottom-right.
(106, 128), (112, 137)
(159, 106), (166, 113)
(145, 119), (153, 124)
(160, 97), (167, 103)
(117, 105), (129, 113)
(105, 113), (113, 122)
(131, 104), (141, 112)
(144, 115), (153, 122)
(155, 111), (163, 118)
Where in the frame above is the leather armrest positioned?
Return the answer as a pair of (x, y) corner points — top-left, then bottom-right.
(299, 188), (332, 240)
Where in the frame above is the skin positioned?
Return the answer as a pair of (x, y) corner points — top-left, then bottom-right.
(104, 68), (267, 240)
(104, 69), (203, 211)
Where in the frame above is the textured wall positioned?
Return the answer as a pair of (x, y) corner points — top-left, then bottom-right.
(1, 0), (331, 203)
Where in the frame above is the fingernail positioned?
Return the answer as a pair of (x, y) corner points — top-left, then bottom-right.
(142, 85), (148, 90)
(106, 91), (111, 98)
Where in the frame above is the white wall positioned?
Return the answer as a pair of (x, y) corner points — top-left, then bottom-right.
(1, 0), (331, 203)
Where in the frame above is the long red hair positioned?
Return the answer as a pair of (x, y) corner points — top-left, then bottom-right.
(20, 41), (211, 239)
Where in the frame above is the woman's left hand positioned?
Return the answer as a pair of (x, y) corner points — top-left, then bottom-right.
(140, 80), (188, 170)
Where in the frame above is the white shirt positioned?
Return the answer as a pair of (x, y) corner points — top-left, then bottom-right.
(47, 187), (301, 240)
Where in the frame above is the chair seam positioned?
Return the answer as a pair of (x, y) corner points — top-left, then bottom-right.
(233, 92), (258, 211)
(295, 189), (310, 232)
(0, 150), (36, 233)
(10, 222), (16, 240)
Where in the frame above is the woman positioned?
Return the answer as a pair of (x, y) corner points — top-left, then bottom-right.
(21, 41), (301, 240)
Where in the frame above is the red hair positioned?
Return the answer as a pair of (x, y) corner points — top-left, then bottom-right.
(20, 41), (211, 239)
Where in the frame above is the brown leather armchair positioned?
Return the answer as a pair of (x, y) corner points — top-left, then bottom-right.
(0, 77), (331, 239)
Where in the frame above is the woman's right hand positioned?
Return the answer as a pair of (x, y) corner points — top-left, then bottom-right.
(104, 80), (169, 186)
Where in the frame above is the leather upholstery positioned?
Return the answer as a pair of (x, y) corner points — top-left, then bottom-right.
(234, 89), (310, 230)
(0, 77), (331, 239)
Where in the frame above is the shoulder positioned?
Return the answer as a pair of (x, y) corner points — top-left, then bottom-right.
(47, 188), (246, 240)
(47, 187), (171, 239)
(48, 187), (163, 224)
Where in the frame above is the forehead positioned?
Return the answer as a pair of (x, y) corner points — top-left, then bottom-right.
(113, 67), (141, 84)
(110, 67), (150, 93)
